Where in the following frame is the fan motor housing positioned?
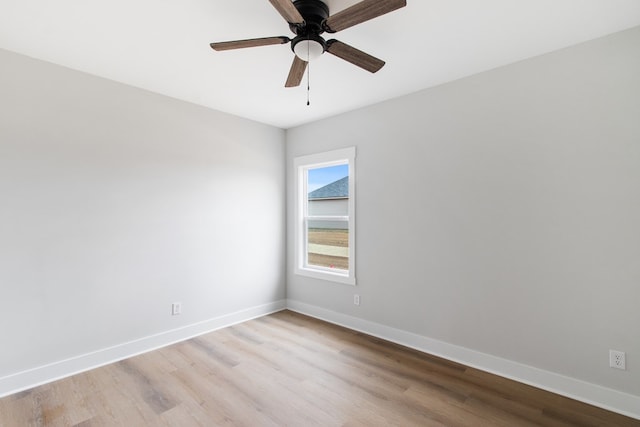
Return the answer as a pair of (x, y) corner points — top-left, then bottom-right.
(290, 0), (329, 35)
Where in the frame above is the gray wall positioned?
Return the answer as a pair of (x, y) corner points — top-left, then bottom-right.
(0, 49), (285, 378)
(287, 27), (640, 397)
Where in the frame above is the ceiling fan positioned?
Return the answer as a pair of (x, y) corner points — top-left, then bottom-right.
(210, 0), (407, 88)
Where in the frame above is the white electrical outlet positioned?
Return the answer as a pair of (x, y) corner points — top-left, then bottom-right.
(172, 302), (182, 316)
(354, 294), (360, 306)
(609, 350), (626, 370)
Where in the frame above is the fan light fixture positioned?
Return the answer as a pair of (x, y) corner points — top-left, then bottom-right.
(293, 39), (324, 61)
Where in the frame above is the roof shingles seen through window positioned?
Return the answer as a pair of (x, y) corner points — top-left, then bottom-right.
(308, 176), (348, 200)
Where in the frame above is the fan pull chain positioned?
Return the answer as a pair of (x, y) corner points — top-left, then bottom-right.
(307, 61), (311, 106)
(306, 37), (311, 106)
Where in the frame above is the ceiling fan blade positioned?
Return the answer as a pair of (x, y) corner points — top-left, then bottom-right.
(210, 36), (290, 51)
(324, 0), (406, 33)
(326, 40), (385, 73)
(268, 0), (305, 25)
(285, 56), (308, 87)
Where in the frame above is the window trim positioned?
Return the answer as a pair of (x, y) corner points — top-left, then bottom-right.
(294, 147), (356, 285)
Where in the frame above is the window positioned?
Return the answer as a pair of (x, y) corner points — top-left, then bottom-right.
(294, 147), (355, 285)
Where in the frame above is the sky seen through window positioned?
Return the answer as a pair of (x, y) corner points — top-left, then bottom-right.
(307, 164), (348, 193)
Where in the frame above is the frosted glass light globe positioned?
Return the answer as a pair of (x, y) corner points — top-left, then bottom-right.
(294, 39), (324, 62)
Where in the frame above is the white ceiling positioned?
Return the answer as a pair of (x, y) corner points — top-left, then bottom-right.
(1, 1), (639, 129)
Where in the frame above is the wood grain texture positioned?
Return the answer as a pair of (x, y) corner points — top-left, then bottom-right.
(326, 40), (385, 73)
(268, 0), (305, 25)
(1, 310), (638, 426)
(210, 37), (289, 51)
(324, 0), (407, 33)
(285, 56), (308, 87)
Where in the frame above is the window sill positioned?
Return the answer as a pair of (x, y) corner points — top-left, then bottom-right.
(295, 267), (356, 286)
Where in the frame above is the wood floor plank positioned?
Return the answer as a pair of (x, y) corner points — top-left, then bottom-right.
(1, 310), (638, 426)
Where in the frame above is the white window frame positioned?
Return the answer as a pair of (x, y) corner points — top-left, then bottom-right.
(294, 147), (356, 285)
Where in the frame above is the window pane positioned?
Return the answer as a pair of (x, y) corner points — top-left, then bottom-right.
(307, 219), (348, 270)
(307, 164), (349, 194)
(308, 164), (349, 215)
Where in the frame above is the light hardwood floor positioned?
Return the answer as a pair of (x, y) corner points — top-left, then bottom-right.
(1, 310), (638, 426)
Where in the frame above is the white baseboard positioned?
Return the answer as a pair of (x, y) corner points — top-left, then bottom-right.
(0, 300), (286, 399)
(3, 298), (637, 420)
(286, 299), (640, 421)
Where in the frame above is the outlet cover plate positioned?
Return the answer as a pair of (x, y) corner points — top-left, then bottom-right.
(609, 350), (626, 370)
(172, 302), (182, 316)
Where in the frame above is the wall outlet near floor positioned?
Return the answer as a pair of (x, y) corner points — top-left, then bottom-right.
(609, 350), (626, 370)
(171, 302), (182, 316)
(354, 294), (360, 306)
